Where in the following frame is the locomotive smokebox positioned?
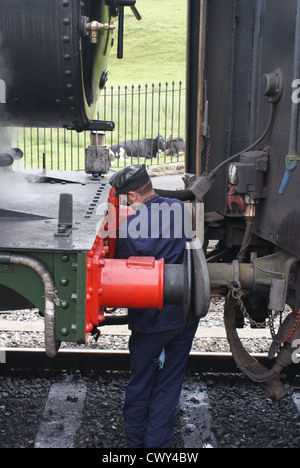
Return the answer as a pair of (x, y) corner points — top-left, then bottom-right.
(0, 0), (115, 132)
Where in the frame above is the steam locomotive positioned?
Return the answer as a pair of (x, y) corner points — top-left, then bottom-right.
(0, 0), (300, 401)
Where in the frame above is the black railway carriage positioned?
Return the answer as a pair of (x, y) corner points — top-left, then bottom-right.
(186, 0), (300, 398)
(0, 0), (299, 400)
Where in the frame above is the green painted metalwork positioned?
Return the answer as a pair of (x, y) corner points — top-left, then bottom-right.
(0, 249), (88, 344)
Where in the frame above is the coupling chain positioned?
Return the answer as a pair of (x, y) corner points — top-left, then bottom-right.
(204, 140), (211, 176)
(230, 281), (267, 329)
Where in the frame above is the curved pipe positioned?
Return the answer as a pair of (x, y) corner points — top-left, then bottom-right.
(210, 102), (276, 177)
(9, 254), (61, 358)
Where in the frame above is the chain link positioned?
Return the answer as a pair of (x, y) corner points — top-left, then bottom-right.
(268, 310), (280, 338)
(230, 282), (267, 329)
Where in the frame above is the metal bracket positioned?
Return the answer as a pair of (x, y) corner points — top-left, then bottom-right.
(106, 0), (142, 58)
(73, 120), (115, 133)
(55, 194), (73, 238)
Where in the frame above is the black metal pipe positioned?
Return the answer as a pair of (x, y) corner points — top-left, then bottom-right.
(0, 153), (13, 167)
(117, 6), (124, 59)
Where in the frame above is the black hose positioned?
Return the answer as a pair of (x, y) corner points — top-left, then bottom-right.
(99, 314), (129, 326)
(155, 188), (195, 201)
(237, 218), (254, 264)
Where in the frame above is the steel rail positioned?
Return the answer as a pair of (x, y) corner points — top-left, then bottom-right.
(1, 347), (297, 376)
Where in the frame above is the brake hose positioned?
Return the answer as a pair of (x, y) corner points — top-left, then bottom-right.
(155, 188), (195, 201)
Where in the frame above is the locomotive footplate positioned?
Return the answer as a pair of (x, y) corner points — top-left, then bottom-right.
(0, 169), (111, 353)
(0, 169), (111, 251)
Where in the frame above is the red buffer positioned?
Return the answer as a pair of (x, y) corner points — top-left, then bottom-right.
(85, 190), (165, 337)
(85, 237), (165, 335)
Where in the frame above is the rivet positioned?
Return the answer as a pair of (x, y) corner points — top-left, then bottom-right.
(60, 277), (69, 286)
(61, 254), (69, 263)
(60, 301), (69, 309)
(60, 327), (69, 337)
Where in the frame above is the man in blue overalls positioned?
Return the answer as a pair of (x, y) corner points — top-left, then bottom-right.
(109, 164), (199, 448)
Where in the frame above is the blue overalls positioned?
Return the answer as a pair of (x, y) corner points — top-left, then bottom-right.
(114, 195), (199, 448)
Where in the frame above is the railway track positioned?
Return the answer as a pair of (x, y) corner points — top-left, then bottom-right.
(0, 351), (300, 449)
(0, 311), (299, 449)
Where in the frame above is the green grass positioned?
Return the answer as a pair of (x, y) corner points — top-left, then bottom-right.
(108, 0), (187, 87)
(10, 0), (187, 171)
(97, 81), (185, 148)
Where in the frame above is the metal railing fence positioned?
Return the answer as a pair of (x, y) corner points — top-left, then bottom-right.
(10, 81), (185, 171)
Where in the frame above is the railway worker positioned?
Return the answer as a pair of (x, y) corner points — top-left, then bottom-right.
(109, 164), (199, 449)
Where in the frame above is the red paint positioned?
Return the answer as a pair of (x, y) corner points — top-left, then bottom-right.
(227, 185), (245, 212)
